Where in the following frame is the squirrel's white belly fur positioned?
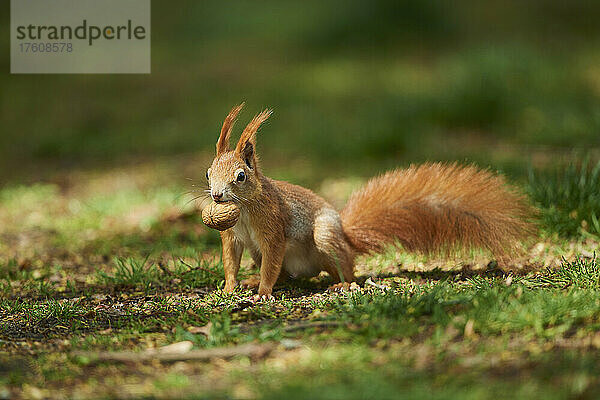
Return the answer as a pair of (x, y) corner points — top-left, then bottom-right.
(231, 210), (261, 257)
(232, 205), (340, 278)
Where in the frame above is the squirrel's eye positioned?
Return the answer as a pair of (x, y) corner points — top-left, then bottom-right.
(206, 169), (210, 180)
(236, 171), (246, 182)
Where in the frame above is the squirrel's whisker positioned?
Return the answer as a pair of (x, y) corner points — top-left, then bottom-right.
(183, 194), (209, 207)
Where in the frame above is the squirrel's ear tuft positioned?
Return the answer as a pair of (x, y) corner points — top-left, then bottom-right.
(216, 103), (245, 155)
(235, 108), (272, 165)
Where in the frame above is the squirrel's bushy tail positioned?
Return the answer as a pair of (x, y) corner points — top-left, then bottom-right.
(340, 163), (534, 256)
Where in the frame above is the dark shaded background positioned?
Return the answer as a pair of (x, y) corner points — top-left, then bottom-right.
(1, 0), (599, 185)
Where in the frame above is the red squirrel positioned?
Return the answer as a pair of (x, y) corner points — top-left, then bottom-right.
(206, 104), (533, 299)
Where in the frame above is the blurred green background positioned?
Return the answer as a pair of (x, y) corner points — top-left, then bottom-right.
(1, 0), (600, 185)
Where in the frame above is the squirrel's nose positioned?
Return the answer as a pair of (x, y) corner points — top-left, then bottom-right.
(212, 192), (223, 201)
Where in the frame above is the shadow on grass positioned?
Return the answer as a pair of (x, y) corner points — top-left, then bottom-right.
(360, 261), (543, 285)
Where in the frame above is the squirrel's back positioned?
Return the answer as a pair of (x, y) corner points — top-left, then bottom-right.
(340, 162), (534, 256)
(269, 177), (334, 239)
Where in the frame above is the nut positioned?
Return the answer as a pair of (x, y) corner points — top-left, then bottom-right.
(201, 201), (240, 231)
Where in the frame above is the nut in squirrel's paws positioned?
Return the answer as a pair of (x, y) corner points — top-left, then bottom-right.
(201, 201), (240, 231)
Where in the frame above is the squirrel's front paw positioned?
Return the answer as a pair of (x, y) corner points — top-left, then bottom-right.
(224, 280), (238, 293)
(251, 293), (275, 302)
(327, 282), (360, 293)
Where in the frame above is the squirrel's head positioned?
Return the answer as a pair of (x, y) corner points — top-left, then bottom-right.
(206, 103), (272, 204)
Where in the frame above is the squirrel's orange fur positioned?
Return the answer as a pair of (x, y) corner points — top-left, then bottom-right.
(206, 104), (534, 298)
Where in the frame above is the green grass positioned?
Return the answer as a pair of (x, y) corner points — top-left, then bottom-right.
(529, 159), (600, 238)
(319, 272), (600, 342)
(96, 255), (227, 292)
(2, 158), (600, 398)
(1, 156), (599, 398)
(96, 255), (158, 290)
(252, 346), (600, 400)
(5, 265), (600, 398)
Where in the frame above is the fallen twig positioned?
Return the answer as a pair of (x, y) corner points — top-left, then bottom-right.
(73, 342), (275, 364)
(260, 320), (346, 339)
(282, 320), (345, 333)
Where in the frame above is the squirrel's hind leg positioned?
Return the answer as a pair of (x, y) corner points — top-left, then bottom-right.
(321, 255), (355, 286)
(313, 209), (356, 285)
(241, 270), (289, 290)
